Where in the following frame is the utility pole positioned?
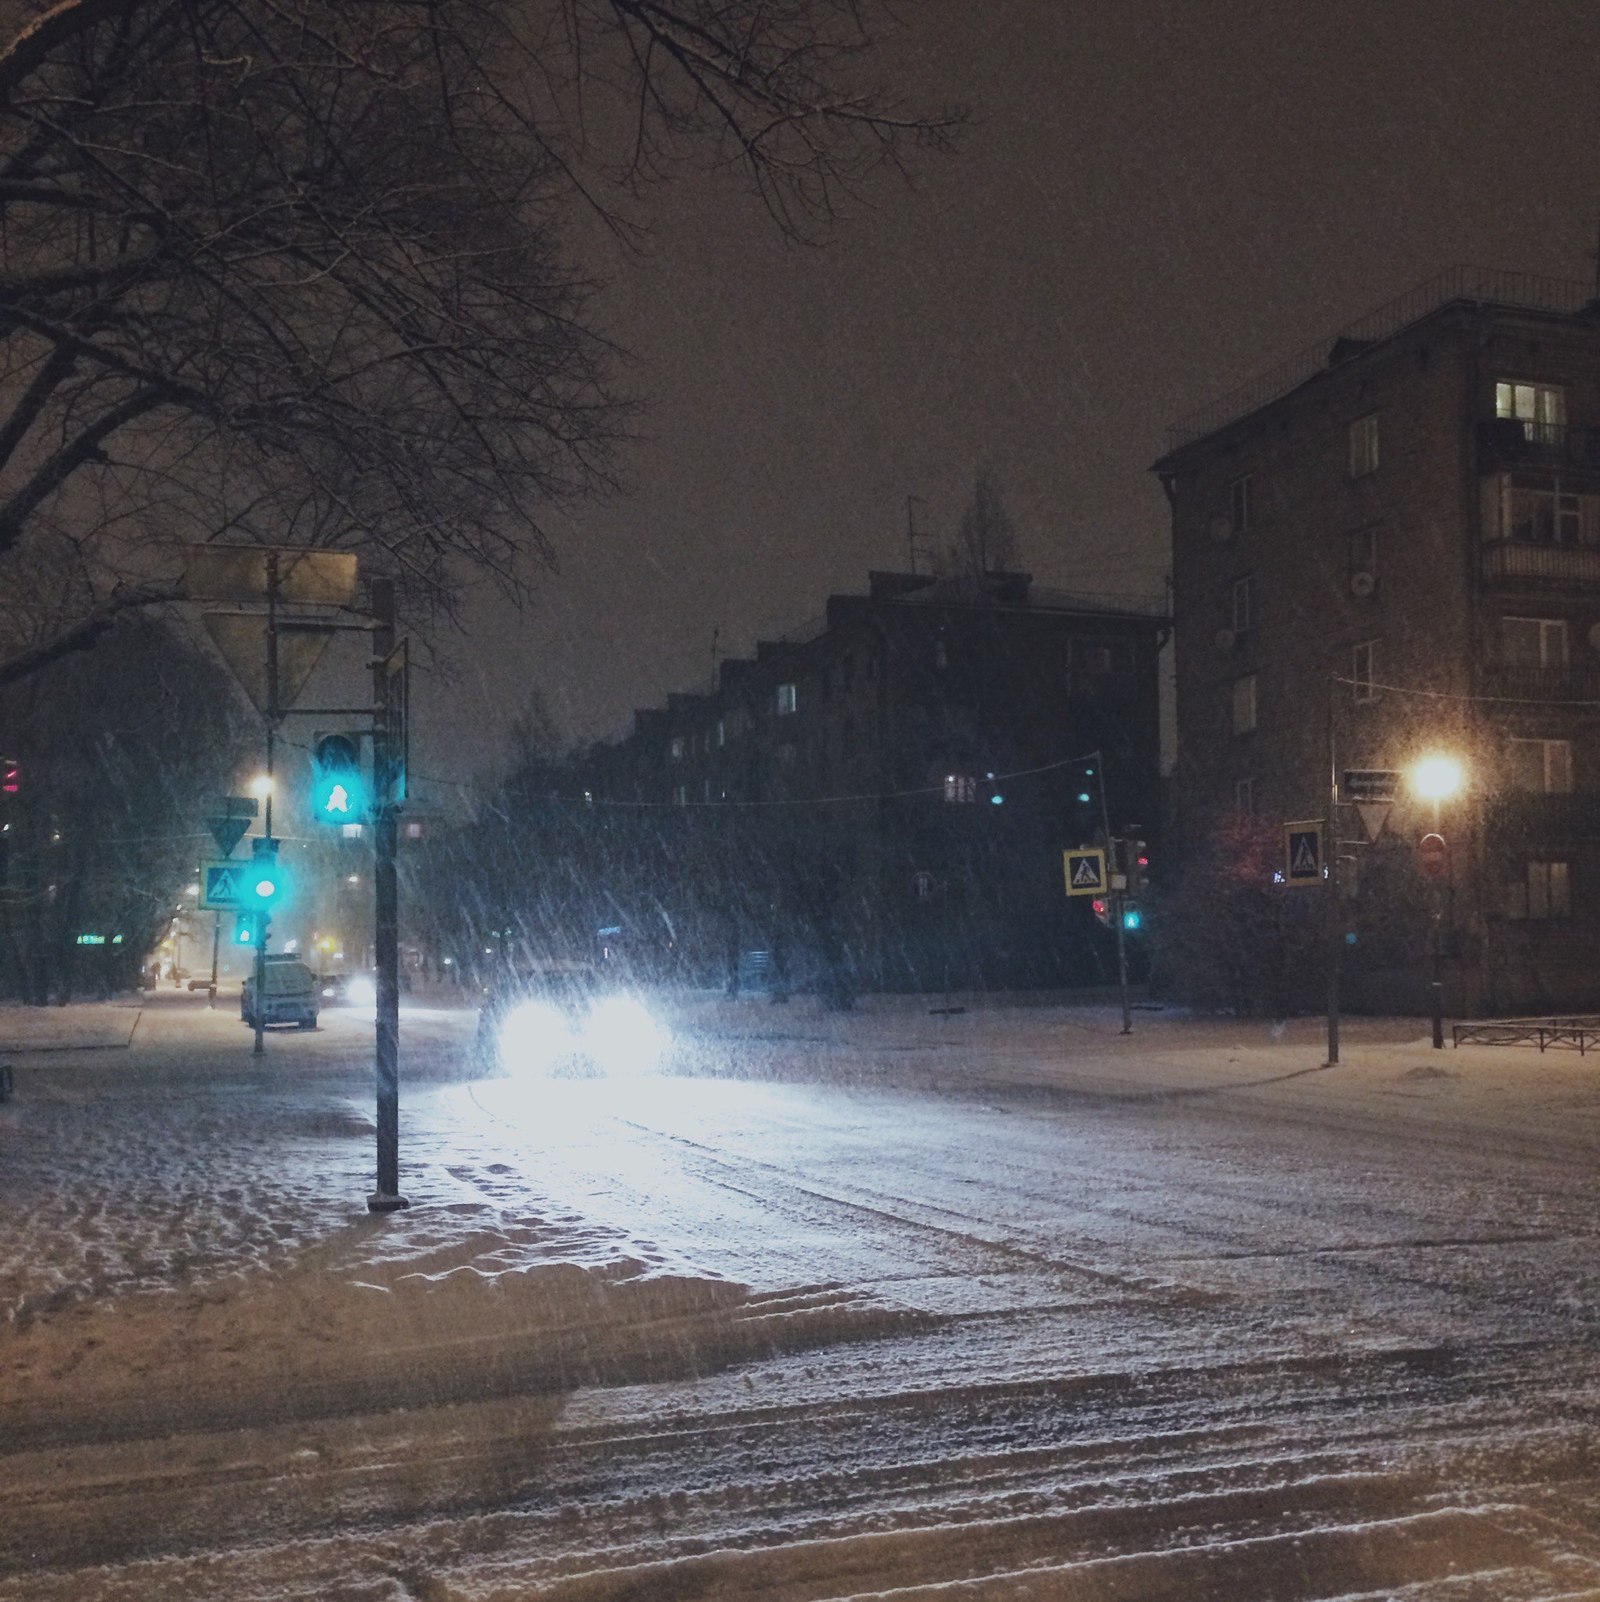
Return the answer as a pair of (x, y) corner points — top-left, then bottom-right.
(1325, 676), (1341, 1066)
(369, 577), (407, 1213)
(1090, 749), (1132, 1035)
(252, 551), (280, 1058)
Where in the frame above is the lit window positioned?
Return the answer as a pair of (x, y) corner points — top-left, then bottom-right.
(1502, 617), (1568, 668)
(1349, 413), (1379, 478)
(1228, 474), (1252, 533)
(1352, 641), (1378, 702)
(1507, 738), (1573, 794)
(777, 683), (797, 716)
(1231, 575), (1255, 634)
(1496, 380), (1566, 438)
(670, 735), (686, 761)
(1232, 674), (1257, 735)
(715, 718), (726, 749)
(944, 774), (977, 803)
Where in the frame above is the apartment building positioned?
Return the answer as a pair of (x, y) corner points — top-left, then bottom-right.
(1156, 267), (1600, 1013)
(579, 569), (1167, 993)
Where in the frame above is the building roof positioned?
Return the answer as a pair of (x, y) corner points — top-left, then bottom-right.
(1158, 265), (1600, 461)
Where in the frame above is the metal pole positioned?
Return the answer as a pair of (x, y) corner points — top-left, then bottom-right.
(1441, 794), (1454, 1044)
(209, 912), (219, 1007)
(1092, 750), (1132, 1035)
(1325, 675), (1340, 1065)
(369, 577), (407, 1212)
(253, 558), (279, 1059)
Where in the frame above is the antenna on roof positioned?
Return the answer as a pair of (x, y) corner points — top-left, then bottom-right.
(906, 494), (932, 575)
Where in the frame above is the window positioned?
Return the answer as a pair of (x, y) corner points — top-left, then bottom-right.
(715, 718), (726, 749)
(1349, 525), (1379, 578)
(672, 784), (687, 807)
(1493, 473), (1600, 545)
(669, 735), (686, 761)
(1505, 860), (1571, 920)
(777, 682), (797, 716)
(1227, 474), (1252, 534)
(1352, 641), (1378, 702)
(1349, 413), (1379, 478)
(943, 774), (976, 803)
(1231, 575), (1255, 635)
(1072, 637), (1135, 674)
(1496, 379), (1566, 439)
(1232, 674), (1257, 735)
(1502, 617), (1569, 668)
(1235, 777), (1255, 815)
(1507, 738), (1573, 794)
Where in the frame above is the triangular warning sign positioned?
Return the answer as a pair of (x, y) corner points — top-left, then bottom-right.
(1354, 801), (1391, 843)
(1291, 836), (1318, 873)
(207, 815), (250, 857)
(1071, 857), (1100, 886)
(202, 614), (333, 715)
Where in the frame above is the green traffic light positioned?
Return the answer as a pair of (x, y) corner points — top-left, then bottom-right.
(1122, 908), (1142, 930)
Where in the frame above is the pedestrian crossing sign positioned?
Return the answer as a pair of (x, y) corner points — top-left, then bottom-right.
(1283, 822), (1323, 887)
(199, 859), (247, 910)
(1063, 847), (1106, 897)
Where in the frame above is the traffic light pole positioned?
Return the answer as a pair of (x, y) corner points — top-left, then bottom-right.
(1091, 750), (1132, 1036)
(368, 577), (407, 1213)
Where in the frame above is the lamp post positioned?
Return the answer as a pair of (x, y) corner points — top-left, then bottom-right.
(1409, 754), (1465, 1049)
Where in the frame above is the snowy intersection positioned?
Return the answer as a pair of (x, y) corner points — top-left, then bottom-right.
(3, 991), (1600, 1599)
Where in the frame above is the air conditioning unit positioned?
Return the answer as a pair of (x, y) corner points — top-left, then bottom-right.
(1349, 570), (1376, 598)
(1214, 627), (1237, 654)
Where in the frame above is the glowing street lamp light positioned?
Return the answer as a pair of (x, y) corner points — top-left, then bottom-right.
(249, 773), (274, 799)
(1410, 754), (1465, 806)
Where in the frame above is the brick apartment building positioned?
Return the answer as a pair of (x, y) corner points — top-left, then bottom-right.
(1156, 266), (1600, 1014)
(578, 569), (1167, 993)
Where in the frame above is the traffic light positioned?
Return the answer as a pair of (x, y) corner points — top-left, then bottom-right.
(310, 733), (368, 824)
(1122, 906), (1142, 931)
(1090, 897), (1111, 927)
(1, 757), (17, 794)
(1127, 839), (1149, 896)
(234, 912), (259, 945)
(248, 838), (281, 907)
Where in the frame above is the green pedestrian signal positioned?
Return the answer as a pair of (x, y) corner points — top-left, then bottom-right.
(311, 733), (368, 824)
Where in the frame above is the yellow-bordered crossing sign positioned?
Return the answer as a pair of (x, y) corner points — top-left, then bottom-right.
(1063, 848), (1106, 897)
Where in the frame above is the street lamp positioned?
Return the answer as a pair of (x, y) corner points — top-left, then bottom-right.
(1408, 753), (1466, 1048)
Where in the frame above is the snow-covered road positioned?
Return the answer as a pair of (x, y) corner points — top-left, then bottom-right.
(3, 990), (1599, 1599)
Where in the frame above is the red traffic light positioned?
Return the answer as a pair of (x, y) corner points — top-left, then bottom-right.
(1090, 897), (1111, 926)
(1, 758), (18, 794)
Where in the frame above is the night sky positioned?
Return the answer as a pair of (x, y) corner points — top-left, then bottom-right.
(411, 0), (1600, 795)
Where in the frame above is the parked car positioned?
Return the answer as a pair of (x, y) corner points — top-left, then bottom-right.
(318, 972), (376, 1008)
(241, 956), (319, 1030)
(475, 961), (669, 1077)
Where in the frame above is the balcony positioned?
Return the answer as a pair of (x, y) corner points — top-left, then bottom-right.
(1485, 792), (1600, 841)
(1480, 540), (1600, 588)
(1479, 663), (1600, 701)
(1478, 417), (1600, 472)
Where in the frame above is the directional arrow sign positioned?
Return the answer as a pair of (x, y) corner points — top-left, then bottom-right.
(199, 860), (248, 911)
(206, 815), (251, 857)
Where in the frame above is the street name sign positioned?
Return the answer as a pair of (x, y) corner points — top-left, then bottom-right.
(1343, 769), (1401, 802)
(199, 859), (249, 911)
(1284, 822), (1324, 887)
(1063, 848), (1107, 897)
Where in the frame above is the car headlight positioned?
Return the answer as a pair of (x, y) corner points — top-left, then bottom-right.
(347, 974), (376, 1008)
(582, 994), (669, 1075)
(497, 999), (576, 1073)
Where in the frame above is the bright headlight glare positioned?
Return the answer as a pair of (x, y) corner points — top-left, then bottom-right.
(498, 999), (573, 1073)
(347, 975), (376, 1007)
(583, 994), (668, 1074)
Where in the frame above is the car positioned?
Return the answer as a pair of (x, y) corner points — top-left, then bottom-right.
(318, 972), (376, 1008)
(241, 956), (319, 1030)
(475, 961), (669, 1077)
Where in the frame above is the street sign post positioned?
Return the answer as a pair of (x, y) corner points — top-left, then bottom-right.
(1343, 769), (1401, 802)
(1284, 822), (1323, 886)
(1063, 848), (1106, 897)
(1418, 832), (1449, 879)
(198, 859), (248, 911)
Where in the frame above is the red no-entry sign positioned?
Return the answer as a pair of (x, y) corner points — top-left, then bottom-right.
(1418, 832), (1449, 879)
